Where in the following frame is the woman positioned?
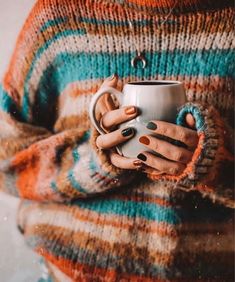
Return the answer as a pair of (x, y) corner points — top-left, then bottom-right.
(0, 0), (234, 281)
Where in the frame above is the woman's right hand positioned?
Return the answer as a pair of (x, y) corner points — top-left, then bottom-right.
(95, 74), (143, 170)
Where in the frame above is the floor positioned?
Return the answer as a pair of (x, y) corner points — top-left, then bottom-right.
(0, 1), (42, 281)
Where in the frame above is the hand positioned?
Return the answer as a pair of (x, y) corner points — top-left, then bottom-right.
(137, 118), (198, 176)
(95, 74), (142, 170)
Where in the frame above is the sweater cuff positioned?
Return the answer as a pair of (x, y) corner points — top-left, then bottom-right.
(89, 125), (135, 189)
(149, 102), (234, 208)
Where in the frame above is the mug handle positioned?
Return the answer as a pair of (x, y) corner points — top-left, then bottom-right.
(89, 86), (122, 135)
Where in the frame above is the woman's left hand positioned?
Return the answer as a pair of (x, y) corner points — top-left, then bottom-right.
(137, 115), (199, 176)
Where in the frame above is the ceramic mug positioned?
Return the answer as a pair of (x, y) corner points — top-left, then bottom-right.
(89, 80), (186, 158)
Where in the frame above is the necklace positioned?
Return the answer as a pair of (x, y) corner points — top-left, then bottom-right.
(125, 1), (179, 69)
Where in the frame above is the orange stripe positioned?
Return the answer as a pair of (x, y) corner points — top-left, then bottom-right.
(12, 145), (43, 201)
(126, 0), (198, 8)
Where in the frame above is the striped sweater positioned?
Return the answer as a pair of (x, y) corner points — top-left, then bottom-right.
(0, 0), (234, 281)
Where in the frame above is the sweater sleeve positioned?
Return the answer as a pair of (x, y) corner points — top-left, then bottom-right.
(0, 84), (134, 202)
(148, 102), (234, 209)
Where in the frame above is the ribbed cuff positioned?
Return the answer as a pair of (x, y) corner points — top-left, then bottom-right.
(148, 102), (234, 208)
(89, 125), (136, 189)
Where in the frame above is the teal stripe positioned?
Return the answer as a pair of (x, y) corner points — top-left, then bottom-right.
(52, 131), (91, 195)
(0, 85), (13, 112)
(22, 29), (86, 121)
(50, 181), (58, 192)
(29, 49), (234, 118)
(67, 170), (88, 194)
(68, 131), (91, 194)
(72, 149), (80, 163)
(72, 198), (181, 225)
(40, 15), (176, 32)
(77, 17), (150, 27)
(76, 17), (176, 26)
(72, 130), (90, 163)
(89, 151), (110, 178)
(0, 84), (23, 121)
(40, 17), (68, 33)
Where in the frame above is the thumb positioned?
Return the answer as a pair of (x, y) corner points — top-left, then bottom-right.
(185, 113), (196, 129)
(100, 74), (119, 111)
(101, 73), (118, 88)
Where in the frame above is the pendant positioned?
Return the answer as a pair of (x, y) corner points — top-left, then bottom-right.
(131, 51), (147, 69)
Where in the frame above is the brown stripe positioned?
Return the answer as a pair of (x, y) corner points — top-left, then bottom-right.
(27, 224), (173, 267)
(37, 248), (168, 282)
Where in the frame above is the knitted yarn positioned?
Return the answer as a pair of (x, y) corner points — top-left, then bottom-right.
(0, 0), (234, 280)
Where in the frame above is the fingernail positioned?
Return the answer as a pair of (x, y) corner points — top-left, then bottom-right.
(137, 153), (147, 161)
(125, 106), (136, 115)
(133, 160), (143, 167)
(139, 136), (150, 145)
(122, 127), (134, 137)
(146, 122), (157, 130)
(107, 73), (117, 81)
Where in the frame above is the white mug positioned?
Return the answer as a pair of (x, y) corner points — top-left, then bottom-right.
(89, 80), (186, 158)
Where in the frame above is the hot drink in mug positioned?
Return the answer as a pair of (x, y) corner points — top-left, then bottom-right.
(89, 80), (186, 158)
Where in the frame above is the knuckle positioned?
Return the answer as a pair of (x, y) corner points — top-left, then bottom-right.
(169, 166), (180, 175)
(153, 139), (159, 150)
(170, 164), (185, 175)
(161, 127), (168, 136)
(109, 153), (116, 163)
(101, 112), (111, 128)
(174, 150), (184, 162)
(178, 129), (187, 140)
(96, 135), (105, 149)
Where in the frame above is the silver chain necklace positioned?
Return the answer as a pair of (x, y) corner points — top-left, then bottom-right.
(125, 1), (178, 69)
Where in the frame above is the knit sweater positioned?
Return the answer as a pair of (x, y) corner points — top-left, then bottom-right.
(0, 0), (234, 281)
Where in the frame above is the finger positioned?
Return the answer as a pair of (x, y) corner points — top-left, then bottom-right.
(141, 166), (163, 176)
(186, 114), (196, 129)
(96, 127), (135, 149)
(96, 74), (119, 118)
(146, 121), (198, 148)
(137, 151), (186, 175)
(102, 106), (138, 130)
(101, 74), (119, 111)
(139, 135), (193, 164)
(110, 152), (143, 170)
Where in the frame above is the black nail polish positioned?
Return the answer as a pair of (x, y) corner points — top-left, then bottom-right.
(146, 122), (157, 130)
(137, 153), (147, 161)
(122, 127), (134, 137)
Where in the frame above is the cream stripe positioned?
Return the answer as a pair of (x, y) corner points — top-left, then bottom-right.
(25, 207), (177, 254)
(0, 120), (19, 138)
(19, 201), (176, 236)
(58, 92), (91, 118)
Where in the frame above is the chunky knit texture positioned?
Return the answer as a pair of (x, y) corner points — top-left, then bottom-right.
(0, 0), (234, 281)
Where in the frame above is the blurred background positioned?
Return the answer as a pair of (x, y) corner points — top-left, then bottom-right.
(0, 1), (42, 281)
